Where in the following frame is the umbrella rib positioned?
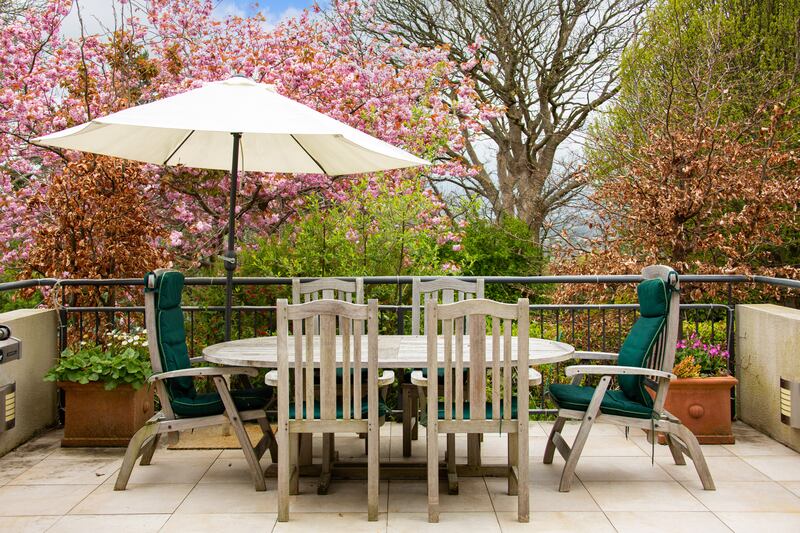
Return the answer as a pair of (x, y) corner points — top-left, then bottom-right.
(290, 134), (330, 176)
(162, 130), (195, 166)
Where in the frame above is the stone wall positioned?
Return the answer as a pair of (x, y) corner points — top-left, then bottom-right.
(0, 309), (59, 456)
(736, 304), (800, 452)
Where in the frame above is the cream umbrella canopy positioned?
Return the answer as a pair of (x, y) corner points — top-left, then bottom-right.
(34, 75), (429, 339)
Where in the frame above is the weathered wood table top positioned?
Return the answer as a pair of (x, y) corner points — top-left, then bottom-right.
(203, 334), (575, 368)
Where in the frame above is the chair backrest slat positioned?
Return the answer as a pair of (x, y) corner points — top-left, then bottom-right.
(503, 318), (513, 420)
(469, 312), (487, 421)
(455, 319), (464, 420)
(411, 277), (484, 335)
(491, 318), (500, 419)
(443, 318), (453, 421)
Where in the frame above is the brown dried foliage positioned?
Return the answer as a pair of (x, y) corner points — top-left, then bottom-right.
(25, 156), (170, 306)
(555, 106), (800, 303)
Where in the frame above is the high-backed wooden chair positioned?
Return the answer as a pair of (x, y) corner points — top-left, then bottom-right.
(402, 277), (484, 457)
(289, 278), (364, 470)
(544, 265), (715, 492)
(275, 298), (387, 522)
(115, 270), (277, 492)
(411, 298), (532, 523)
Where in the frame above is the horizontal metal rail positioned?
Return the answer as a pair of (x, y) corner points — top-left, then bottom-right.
(3, 273), (796, 293)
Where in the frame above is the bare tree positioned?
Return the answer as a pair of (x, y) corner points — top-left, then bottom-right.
(365, 0), (648, 241)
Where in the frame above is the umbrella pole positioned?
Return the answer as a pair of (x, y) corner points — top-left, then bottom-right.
(224, 132), (242, 341)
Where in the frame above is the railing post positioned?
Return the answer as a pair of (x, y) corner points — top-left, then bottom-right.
(58, 308), (68, 353)
(396, 307), (404, 335)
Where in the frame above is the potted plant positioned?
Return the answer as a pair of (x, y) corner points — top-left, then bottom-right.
(45, 328), (154, 446)
(659, 333), (738, 444)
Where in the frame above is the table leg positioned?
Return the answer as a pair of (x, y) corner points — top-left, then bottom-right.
(299, 433), (313, 466)
(467, 434), (481, 467)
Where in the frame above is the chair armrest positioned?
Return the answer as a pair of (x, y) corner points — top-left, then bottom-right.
(410, 370), (427, 387)
(264, 369), (278, 387)
(565, 365), (675, 381)
(378, 370), (395, 388)
(572, 351), (619, 361)
(529, 367), (542, 386)
(148, 366), (259, 383)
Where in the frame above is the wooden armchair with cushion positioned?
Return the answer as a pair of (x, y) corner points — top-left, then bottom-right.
(114, 269), (277, 492)
(544, 265), (715, 492)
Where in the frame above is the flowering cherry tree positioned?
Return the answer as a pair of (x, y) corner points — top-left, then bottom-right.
(0, 0), (488, 281)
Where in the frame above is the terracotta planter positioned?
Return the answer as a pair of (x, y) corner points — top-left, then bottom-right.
(58, 381), (154, 447)
(654, 376), (738, 444)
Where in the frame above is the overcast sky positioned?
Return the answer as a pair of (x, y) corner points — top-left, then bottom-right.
(60, 0), (316, 37)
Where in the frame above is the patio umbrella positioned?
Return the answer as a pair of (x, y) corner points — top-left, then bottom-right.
(33, 75), (429, 340)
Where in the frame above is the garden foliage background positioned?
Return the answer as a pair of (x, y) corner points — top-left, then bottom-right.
(0, 0), (797, 361)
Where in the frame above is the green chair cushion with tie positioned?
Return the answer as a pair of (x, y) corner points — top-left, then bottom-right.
(549, 277), (671, 417)
(288, 400), (389, 420)
(148, 270), (272, 418)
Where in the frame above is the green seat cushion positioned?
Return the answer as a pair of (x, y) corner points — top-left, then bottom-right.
(419, 398), (518, 425)
(549, 383), (653, 419)
(171, 387), (273, 418)
(289, 400), (389, 419)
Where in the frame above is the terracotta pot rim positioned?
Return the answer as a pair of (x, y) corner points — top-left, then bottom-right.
(56, 380), (144, 390)
(672, 375), (738, 383)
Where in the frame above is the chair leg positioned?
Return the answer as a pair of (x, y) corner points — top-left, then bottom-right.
(139, 432), (161, 466)
(277, 423), (290, 522)
(367, 426), (379, 521)
(411, 389), (419, 440)
(665, 433), (686, 466)
(427, 421), (439, 523)
(289, 433), (300, 495)
(558, 414), (594, 493)
(517, 421), (530, 523)
(446, 433), (458, 495)
(214, 377), (267, 492)
(402, 384), (413, 457)
(319, 433), (334, 495)
(674, 423), (715, 490)
(508, 432), (519, 496)
(543, 416), (566, 464)
(256, 416), (278, 463)
(115, 421), (159, 490)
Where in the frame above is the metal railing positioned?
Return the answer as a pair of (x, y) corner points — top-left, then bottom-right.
(1, 274), (797, 416)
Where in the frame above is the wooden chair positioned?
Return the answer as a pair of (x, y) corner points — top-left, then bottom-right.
(544, 265), (716, 492)
(402, 277), (484, 457)
(289, 277), (364, 472)
(411, 297), (533, 523)
(275, 298), (388, 522)
(115, 269), (277, 491)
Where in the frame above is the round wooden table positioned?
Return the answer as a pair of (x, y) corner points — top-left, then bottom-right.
(203, 334), (575, 368)
(203, 334), (575, 482)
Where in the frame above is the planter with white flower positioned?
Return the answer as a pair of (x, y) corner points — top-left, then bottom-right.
(45, 328), (154, 447)
(655, 333), (737, 444)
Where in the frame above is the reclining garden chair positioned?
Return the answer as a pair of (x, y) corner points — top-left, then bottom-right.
(114, 269), (277, 491)
(544, 265), (715, 492)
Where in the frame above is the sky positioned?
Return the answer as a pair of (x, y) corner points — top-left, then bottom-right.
(60, 0), (317, 37)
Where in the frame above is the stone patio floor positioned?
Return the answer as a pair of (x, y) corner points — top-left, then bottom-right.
(1, 420), (799, 532)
